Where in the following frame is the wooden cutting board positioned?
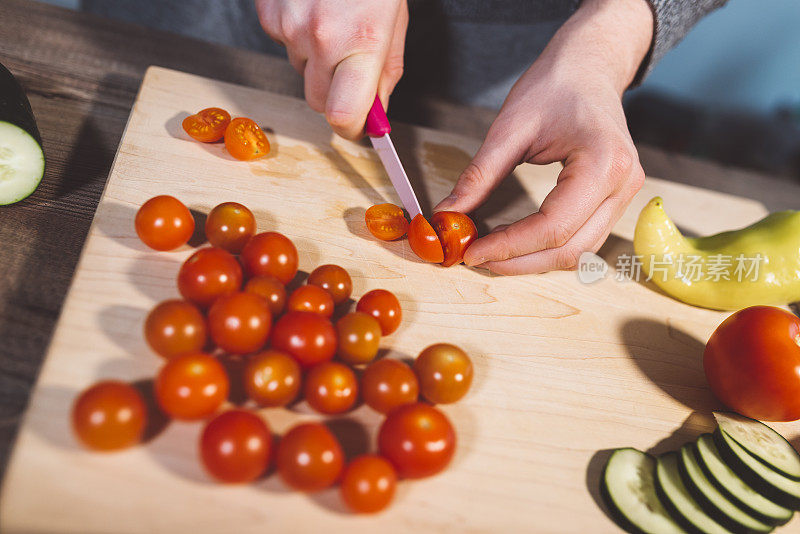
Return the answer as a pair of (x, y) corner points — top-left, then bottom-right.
(2, 66), (799, 533)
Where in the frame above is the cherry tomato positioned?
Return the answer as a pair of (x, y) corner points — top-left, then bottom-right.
(144, 299), (207, 359)
(207, 292), (272, 355)
(361, 359), (419, 414)
(407, 214), (444, 263)
(72, 381), (146, 451)
(243, 349), (301, 407)
(378, 403), (456, 479)
(205, 202), (256, 254)
(182, 107), (231, 143)
(200, 409), (272, 483)
(340, 455), (397, 513)
(276, 422), (344, 491)
(287, 285), (334, 318)
(356, 289), (402, 335)
(414, 343), (473, 404)
(336, 312), (381, 365)
(224, 117), (270, 160)
(307, 264), (352, 305)
(135, 195), (195, 251)
(240, 232), (298, 285)
(430, 211), (477, 267)
(270, 311), (337, 369)
(177, 247), (243, 308)
(705, 306), (800, 421)
(304, 362), (358, 414)
(155, 352), (229, 420)
(244, 275), (287, 316)
(365, 203), (409, 241)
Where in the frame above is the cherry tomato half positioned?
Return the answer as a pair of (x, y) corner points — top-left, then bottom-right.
(307, 264), (352, 305)
(155, 352), (229, 420)
(72, 381), (146, 451)
(304, 362), (358, 414)
(135, 195), (195, 251)
(430, 211), (477, 267)
(177, 247), (243, 308)
(407, 214), (444, 263)
(224, 117), (270, 161)
(200, 409), (272, 483)
(205, 202), (256, 254)
(240, 232), (298, 285)
(182, 107), (231, 143)
(287, 285), (334, 318)
(365, 203), (409, 241)
(276, 422), (344, 491)
(144, 299), (207, 359)
(414, 343), (473, 404)
(244, 275), (287, 316)
(207, 292), (272, 355)
(356, 289), (402, 335)
(361, 358), (419, 414)
(243, 349), (301, 407)
(336, 312), (381, 365)
(270, 311), (337, 369)
(340, 455), (397, 513)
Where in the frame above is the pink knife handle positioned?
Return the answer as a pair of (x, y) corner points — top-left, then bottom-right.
(365, 95), (391, 137)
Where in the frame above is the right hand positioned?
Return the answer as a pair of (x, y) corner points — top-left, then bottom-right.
(255, 0), (408, 140)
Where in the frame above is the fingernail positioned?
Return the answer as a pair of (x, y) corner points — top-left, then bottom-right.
(464, 254), (486, 267)
(433, 194), (458, 212)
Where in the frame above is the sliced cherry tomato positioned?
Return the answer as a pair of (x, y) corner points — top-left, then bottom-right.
(205, 202), (256, 254)
(240, 232), (298, 285)
(414, 343), (473, 404)
(144, 299), (207, 359)
(340, 455), (397, 513)
(243, 349), (301, 407)
(182, 107), (231, 143)
(224, 117), (270, 160)
(336, 312), (381, 365)
(244, 275), (287, 316)
(430, 211), (477, 267)
(200, 409), (272, 483)
(72, 381), (146, 451)
(207, 292), (272, 354)
(135, 195), (195, 251)
(276, 422), (344, 491)
(304, 362), (358, 414)
(356, 289), (402, 335)
(361, 358), (418, 414)
(155, 352), (229, 420)
(287, 285), (334, 318)
(307, 264), (352, 305)
(365, 203), (409, 241)
(177, 247), (243, 308)
(270, 311), (337, 369)
(407, 214), (444, 263)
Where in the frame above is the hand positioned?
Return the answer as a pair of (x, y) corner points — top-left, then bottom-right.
(434, 0), (653, 275)
(255, 0), (408, 139)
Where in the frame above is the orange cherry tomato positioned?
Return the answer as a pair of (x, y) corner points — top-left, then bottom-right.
(240, 232), (298, 285)
(224, 117), (270, 161)
(378, 403), (456, 479)
(182, 107), (231, 143)
(177, 247), (243, 308)
(414, 343), (473, 404)
(307, 264), (352, 305)
(135, 195), (195, 251)
(72, 381), (146, 451)
(361, 358), (419, 414)
(144, 299), (207, 359)
(340, 455), (397, 513)
(365, 203), (409, 241)
(243, 349), (301, 407)
(356, 289), (402, 335)
(304, 362), (358, 414)
(207, 292), (272, 355)
(155, 352), (229, 420)
(336, 312), (381, 365)
(430, 211), (477, 267)
(270, 311), (337, 369)
(200, 409), (272, 483)
(244, 275), (287, 316)
(276, 422), (344, 491)
(287, 285), (334, 318)
(407, 214), (444, 263)
(205, 202), (256, 254)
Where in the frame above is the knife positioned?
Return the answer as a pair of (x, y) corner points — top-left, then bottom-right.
(365, 95), (423, 219)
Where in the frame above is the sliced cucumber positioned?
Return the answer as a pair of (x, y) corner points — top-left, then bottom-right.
(695, 435), (792, 527)
(714, 412), (800, 481)
(0, 121), (45, 205)
(600, 448), (687, 534)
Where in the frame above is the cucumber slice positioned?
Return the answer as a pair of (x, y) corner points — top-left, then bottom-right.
(695, 434), (792, 526)
(655, 452), (732, 534)
(0, 121), (45, 205)
(600, 448), (687, 534)
(714, 430), (800, 510)
(714, 412), (800, 481)
(678, 444), (773, 533)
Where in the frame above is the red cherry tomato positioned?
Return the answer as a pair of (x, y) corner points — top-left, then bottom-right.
(270, 311), (337, 369)
(135, 195), (195, 251)
(205, 202), (256, 254)
(182, 107), (231, 143)
(72, 381), (146, 451)
(430, 211), (477, 267)
(304, 362), (358, 414)
(414, 343), (473, 404)
(200, 409), (272, 483)
(144, 299), (207, 359)
(177, 247), (243, 308)
(705, 306), (800, 421)
(240, 232), (298, 285)
(207, 292), (272, 355)
(340, 455), (397, 513)
(287, 285), (334, 318)
(243, 349), (301, 407)
(276, 422), (344, 491)
(361, 358), (419, 414)
(378, 403), (456, 478)
(244, 275), (287, 316)
(356, 289), (402, 335)
(224, 117), (270, 160)
(365, 203), (409, 241)
(336, 312), (381, 365)
(307, 264), (352, 305)
(407, 214), (444, 263)
(155, 352), (229, 420)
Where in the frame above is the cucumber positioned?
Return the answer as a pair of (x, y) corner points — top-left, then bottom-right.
(678, 444), (773, 533)
(714, 413), (800, 481)
(600, 448), (686, 534)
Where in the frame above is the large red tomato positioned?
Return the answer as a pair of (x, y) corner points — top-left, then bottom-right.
(430, 211), (477, 267)
(270, 311), (337, 369)
(378, 403), (456, 478)
(240, 232), (298, 285)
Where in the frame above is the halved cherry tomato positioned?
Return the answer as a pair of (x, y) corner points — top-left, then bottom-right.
(155, 352), (229, 420)
(340, 455), (397, 513)
(336, 312), (381, 365)
(200, 409), (272, 483)
(205, 202), (256, 254)
(270, 311), (337, 369)
(177, 247), (243, 308)
(307, 264), (352, 305)
(365, 203), (409, 241)
(144, 299), (207, 359)
(431, 211), (477, 267)
(407, 214), (444, 263)
(224, 117), (270, 161)
(304, 362), (358, 414)
(276, 422), (344, 491)
(135, 195), (195, 251)
(243, 349), (301, 407)
(287, 285), (334, 318)
(244, 275), (287, 316)
(361, 358), (418, 414)
(72, 381), (146, 451)
(182, 107), (231, 143)
(207, 292), (272, 355)
(240, 232), (298, 285)
(414, 343), (473, 404)
(356, 289), (402, 335)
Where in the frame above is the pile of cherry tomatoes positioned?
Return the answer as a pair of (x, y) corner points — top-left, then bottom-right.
(72, 196), (474, 514)
(182, 107), (270, 161)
